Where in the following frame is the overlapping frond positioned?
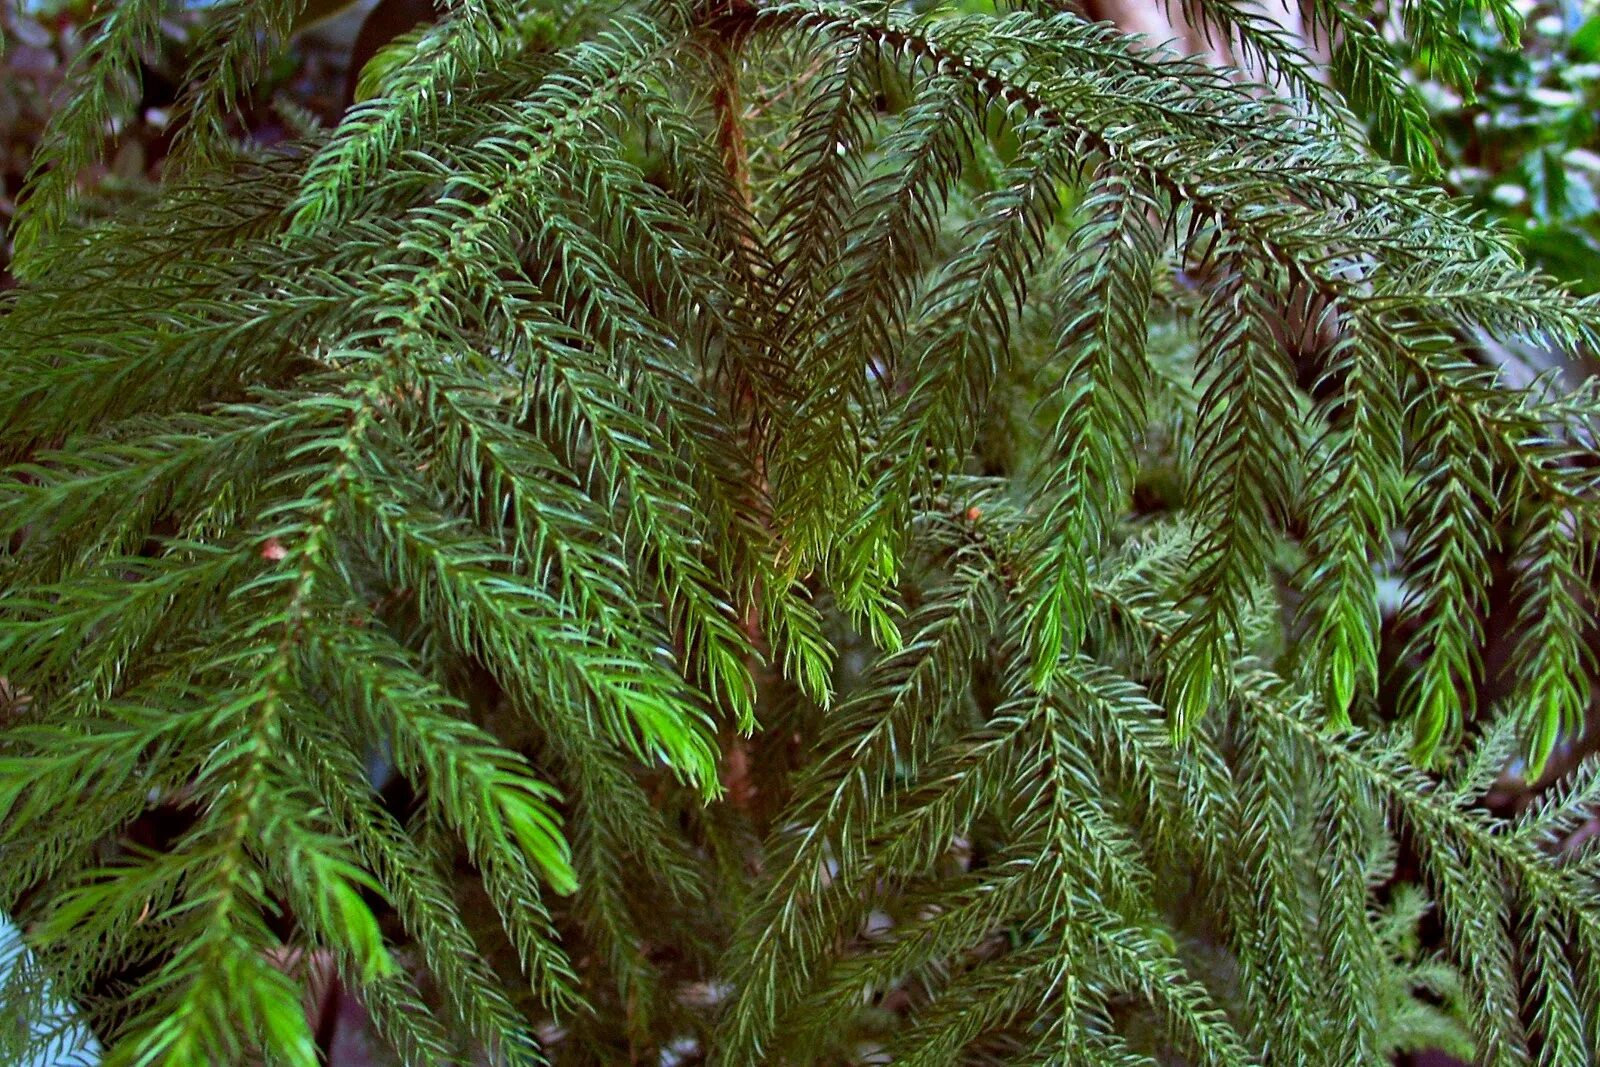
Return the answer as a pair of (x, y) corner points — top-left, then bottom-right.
(3, 0), (1599, 1063)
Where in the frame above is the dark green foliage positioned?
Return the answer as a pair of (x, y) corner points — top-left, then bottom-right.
(2, 0), (1599, 1064)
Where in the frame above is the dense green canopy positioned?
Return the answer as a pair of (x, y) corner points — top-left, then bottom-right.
(2, 1), (1599, 1064)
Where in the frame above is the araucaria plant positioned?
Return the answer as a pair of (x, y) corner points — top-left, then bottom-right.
(3, 0), (1600, 1063)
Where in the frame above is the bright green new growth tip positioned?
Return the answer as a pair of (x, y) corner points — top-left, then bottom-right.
(2, 0), (1599, 1064)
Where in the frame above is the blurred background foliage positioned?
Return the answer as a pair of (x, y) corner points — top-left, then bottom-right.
(1417, 0), (1600, 293)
